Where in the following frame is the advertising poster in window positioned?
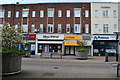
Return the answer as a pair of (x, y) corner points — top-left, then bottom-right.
(31, 44), (35, 51)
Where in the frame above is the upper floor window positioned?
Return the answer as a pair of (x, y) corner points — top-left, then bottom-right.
(113, 10), (117, 18)
(47, 24), (54, 33)
(58, 10), (62, 17)
(94, 10), (98, 17)
(74, 8), (80, 17)
(85, 24), (89, 33)
(0, 24), (3, 29)
(31, 24), (35, 32)
(16, 11), (19, 18)
(0, 10), (5, 18)
(58, 24), (62, 33)
(103, 24), (109, 33)
(114, 24), (118, 32)
(85, 10), (89, 17)
(22, 9), (29, 17)
(66, 24), (70, 33)
(94, 24), (99, 34)
(40, 24), (43, 33)
(8, 11), (11, 18)
(66, 10), (70, 17)
(32, 11), (36, 17)
(48, 8), (54, 17)
(40, 10), (44, 17)
(22, 24), (28, 32)
(74, 24), (80, 33)
(103, 10), (108, 17)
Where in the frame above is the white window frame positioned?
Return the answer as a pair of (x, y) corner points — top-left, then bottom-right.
(22, 9), (29, 17)
(16, 11), (19, 18)
(85, 24), (89, 33)
(40, 24), (43, 33)
(0, 10), (5, 18)
(113, 10), (117, 18)
(103, 10), (109, 17)
(58, 10), (62, 17)
(31, 24), (35, 32)
(22, 24), (28, 32)
(58, 24), (62, 33)
(48, 8), (54, 17)
(40, 10), (44, 17)
(66, 10), (70, 17)
(103, 24), (109, 33)
(47, 24), (54, 33)
(74, 8), (80, 17)
(8, 11), (11, 18)
(85, 10), (89, 17)
(114, 24), (118, 32)
(94, 24), (99, 34)
(0, 24), (3, 29)
(74, 24), (80, 33)
(94, 10), (98, 17)
(32, 11), (36, 17)
(66, 24), (70, 33)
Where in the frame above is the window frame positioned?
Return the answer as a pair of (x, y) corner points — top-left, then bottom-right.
(66, 24), (70, 33)
(8, 11), (11, 18)
(58, 24), (62, 33)
(22, 24), (28, 32)
(40, 24), (43, 33)
(85, 10), (89, 17)
(40, 10), (44, 17)
(66, 10), (70, 17)
(74, 24), (80, 33)
(58, 10), (62, 17)
(85, 24), (89, 33)
(47, 24), (54, 33)
(16, 11), (19, 18)
(74, 8), (81, 17)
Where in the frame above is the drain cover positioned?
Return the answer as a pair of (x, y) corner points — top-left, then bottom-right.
(43, 73), (55, 76)
(53, 66), (59, 69)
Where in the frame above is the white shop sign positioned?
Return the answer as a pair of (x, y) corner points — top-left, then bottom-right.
(37, 34), (64, 40)
(93, 35), (116, 40)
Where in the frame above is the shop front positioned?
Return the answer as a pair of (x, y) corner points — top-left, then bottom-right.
(23, 34), (36, 55)
(36, 34), (64, 55)
(92, 35), (118, 56)
(64, 35), (91, 55)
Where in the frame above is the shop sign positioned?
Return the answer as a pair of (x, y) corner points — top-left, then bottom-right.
(37, 34), (64, 40)
(23, 34), (29, 39)
(83, 36), (91, 40)
(28, 34), (36, 40)
(65, 35), (82, 40)
(93, 35), (116, 40)
(64, 41), (78, 46)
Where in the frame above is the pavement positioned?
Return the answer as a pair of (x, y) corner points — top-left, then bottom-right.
(2, 55), (120, 79)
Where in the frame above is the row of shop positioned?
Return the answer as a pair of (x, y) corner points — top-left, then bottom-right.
(23, 34), (118, 56)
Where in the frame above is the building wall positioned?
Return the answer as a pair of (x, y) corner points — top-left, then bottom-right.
(118, 2), (120, 32)
(91, 2), (118, 34)
(1, 3), (91, 34)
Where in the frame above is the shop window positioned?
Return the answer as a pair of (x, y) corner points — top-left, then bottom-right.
(15, 24), (18, 32)
(40, 24), (43, 33)
(103, 24), (109, 33)
(31, 24), (35, 32)
(113, 10), (117, 18)
(22, 24), (28, 32)
(16, 11), (19, 18)
(85, 24), (89, 33)
(103, 10), (109, 17)
(58, 24), (62, 33)
(74, 8), (80, 17)
(58, 10), (62, 17)
(114, 24), (118, 32)
(48, 8), (54, 17)
(8, 11), (11, 18)
(94, 24), (99, 33)
(32, 11), (36, 17)
(40, 10), (44, 17)
(66, 10), (70, 17)
(94, 10), (98, 17)
(47, 24), (54, 33)
(66, 24), (70, 33)
(22, 9), (29, 17)
(74, 24), (80, 33)
(85, 10), (89, 17)
(0, 10), (4, 18)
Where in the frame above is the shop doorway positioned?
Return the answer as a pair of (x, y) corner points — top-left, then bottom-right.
(65, 46), (75, 55)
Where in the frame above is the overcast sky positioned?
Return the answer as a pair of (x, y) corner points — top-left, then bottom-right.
(0, 0), (120, 4)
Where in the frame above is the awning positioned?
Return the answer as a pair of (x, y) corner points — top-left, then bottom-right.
(38, 41), (63, 44)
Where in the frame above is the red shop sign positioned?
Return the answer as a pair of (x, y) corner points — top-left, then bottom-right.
(28, 34), (36, 40)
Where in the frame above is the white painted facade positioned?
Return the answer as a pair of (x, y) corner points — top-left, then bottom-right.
(91, 2), (118, 34)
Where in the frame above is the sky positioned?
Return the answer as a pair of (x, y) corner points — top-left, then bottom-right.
(0, 0), (120, 4)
